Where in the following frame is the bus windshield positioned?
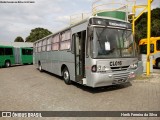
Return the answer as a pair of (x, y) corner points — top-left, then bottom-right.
(92, 27), (136, 59)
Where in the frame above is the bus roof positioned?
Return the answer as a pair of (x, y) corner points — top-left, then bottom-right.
(0, 45), (14, 48)
(0, 41), (33, 48)
(139, 37), (160, 45)
(34, 16), (130, 43)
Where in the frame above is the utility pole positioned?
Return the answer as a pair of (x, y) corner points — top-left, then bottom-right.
(146, 0), (153, 76)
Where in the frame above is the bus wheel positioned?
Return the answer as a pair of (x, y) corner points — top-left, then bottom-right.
(38, 63), (43, 72)
(62, 67), (71, 85)
(156, 60), (160, 69)
(5, 61), (11, 68)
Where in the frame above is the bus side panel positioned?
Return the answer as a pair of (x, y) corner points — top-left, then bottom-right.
(50, 51), (61, 75)
(58, 51), (75, 81)
(40, 51), (48, 70)
(0, 47), (5, 66)
(39, 51), (75, 81)
(37, 50), (75, 81)
(23, 54), (33, 64)
(37, 51), (51, 72)
(33, 52), (39, 67)
(0, 55), (4, 67)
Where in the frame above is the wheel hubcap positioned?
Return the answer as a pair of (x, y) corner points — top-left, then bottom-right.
(6, 62), (10, 67)
(64, 71), (69, 80)
(39, 65), (42, 70)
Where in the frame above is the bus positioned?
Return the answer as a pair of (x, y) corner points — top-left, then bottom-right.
(34, 16), (143, 87)
(139, 37), (160, 68)
(0, 46), (33, 67)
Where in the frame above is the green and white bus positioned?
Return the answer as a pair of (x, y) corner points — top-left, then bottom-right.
(0, 45), (33, 67)
(34, 16), (143, 87)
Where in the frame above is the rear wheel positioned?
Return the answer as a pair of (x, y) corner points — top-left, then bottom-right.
(38, 62), (43, 72)
(62, 67), (71, 85)
(5, 61), (11, 68)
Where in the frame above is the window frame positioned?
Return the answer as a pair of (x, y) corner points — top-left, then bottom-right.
(52, 34), (60, 51)
(60, 30), (71, 50)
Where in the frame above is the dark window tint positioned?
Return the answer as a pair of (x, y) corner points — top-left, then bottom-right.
(140, 44), (154, 54)
(22, 49), (33, 55)
(0, 48), (4, 55)
(5, 48), (13, 55)
(150, 44), (154, 53)
(157, 40), (160, 50)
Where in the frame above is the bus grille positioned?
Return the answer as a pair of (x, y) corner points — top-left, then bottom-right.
(111, 66), (129, 72)
(113, 72), (129, 81)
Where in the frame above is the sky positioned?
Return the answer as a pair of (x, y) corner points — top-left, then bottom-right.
(0, 0), (159, 42)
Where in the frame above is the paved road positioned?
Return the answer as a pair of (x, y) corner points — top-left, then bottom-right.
(0, 65), (160, 120)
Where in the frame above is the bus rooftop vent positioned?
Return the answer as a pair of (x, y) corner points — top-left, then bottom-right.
(92, 0), (129, 21)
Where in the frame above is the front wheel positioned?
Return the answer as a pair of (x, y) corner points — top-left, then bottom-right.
(62, 67), (72, 85)
(5, 61), (11, 68)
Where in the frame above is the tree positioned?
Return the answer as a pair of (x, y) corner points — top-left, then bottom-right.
(14, 36), (24, 42)
(135, 8), (160, 43)
(25, 28), (52, 42)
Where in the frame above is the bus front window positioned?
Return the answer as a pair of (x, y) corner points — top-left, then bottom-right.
(92, 27), (136, 58)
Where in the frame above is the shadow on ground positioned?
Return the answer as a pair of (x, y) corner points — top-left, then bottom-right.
(41, 69), (132, 94)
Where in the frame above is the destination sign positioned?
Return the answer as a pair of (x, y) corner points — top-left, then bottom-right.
(89, 18), (132, 29)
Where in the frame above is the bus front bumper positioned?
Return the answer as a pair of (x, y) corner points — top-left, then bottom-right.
(87, 66), (143, 88)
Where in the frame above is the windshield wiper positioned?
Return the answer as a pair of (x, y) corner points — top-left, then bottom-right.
(96, 30), (104, 50)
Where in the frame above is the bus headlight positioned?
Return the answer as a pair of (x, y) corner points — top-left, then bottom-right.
(129, 63), (138, 69)
(91, 65), (97, 72)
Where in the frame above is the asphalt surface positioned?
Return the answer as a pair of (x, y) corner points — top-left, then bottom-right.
(0, 65), (160, 120)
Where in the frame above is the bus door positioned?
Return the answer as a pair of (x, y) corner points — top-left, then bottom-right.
(74, 31), (86, 82)
(5, 47), (15, 64)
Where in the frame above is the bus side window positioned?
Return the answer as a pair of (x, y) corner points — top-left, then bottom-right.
(157, 40), (160, 50)
(22, 49), (33, 55)
(27, 49), (33, 55)
(30, 49), (33, 55)
(0, 48), (4, 55)
(22, 49), (26, 55)
(5, 48), (13, 55)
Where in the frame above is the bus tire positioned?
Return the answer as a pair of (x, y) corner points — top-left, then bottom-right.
(5, 61), (11, 68)
(156, 60), (160, 69)
(38, 62), (43, 72)
(62, 67), (71, 85)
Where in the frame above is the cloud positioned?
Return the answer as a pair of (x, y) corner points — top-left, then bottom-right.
(0, 0), (159, 42)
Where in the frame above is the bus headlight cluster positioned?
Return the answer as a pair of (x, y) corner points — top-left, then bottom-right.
(129, 63), (138, 69)
(97, 65), (110, 72)
(91, 65), (110, 72)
